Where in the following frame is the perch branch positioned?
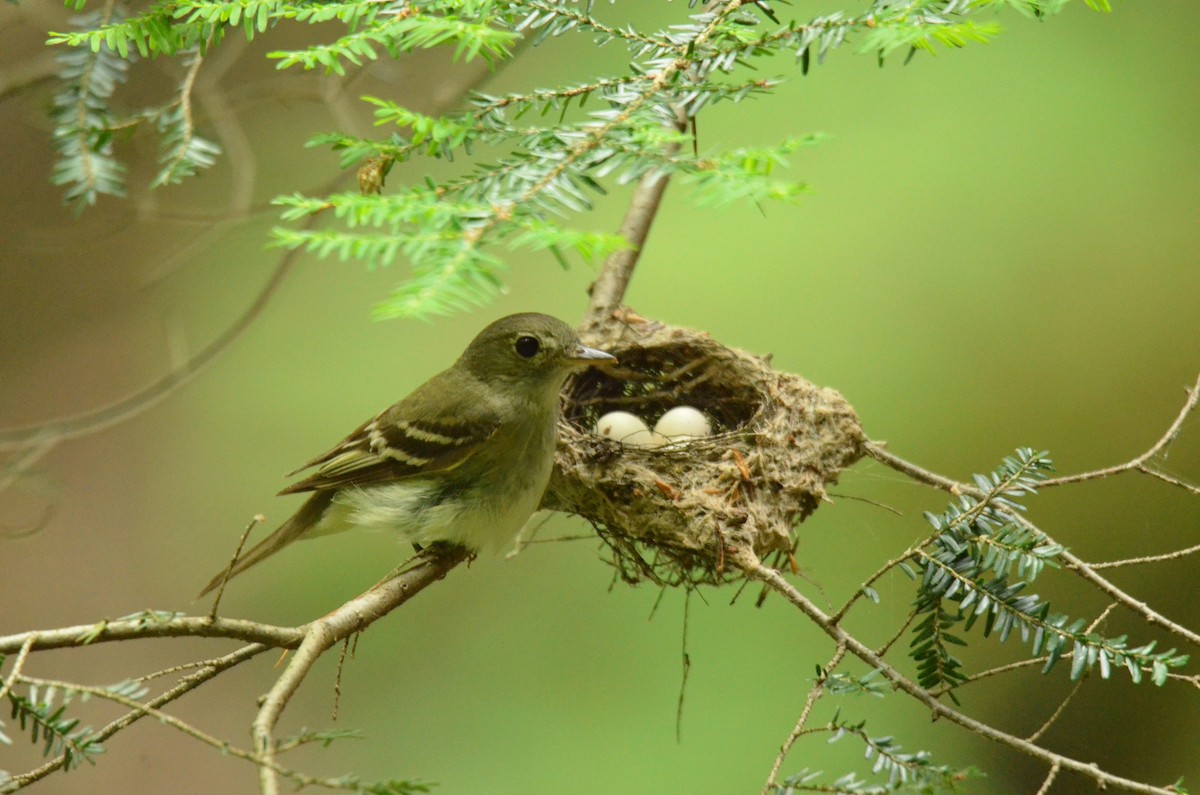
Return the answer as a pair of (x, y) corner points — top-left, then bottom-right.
(1, 548), (466, 792)
(251, 546), (469, 795)
(736, 549), (1182, 795)
(1055, 537), (1200, 648)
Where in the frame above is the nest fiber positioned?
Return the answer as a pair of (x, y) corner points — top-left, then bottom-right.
(542, 318), (865, 586)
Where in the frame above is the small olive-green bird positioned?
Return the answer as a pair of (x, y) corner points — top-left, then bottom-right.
(199, 313), (614, 597)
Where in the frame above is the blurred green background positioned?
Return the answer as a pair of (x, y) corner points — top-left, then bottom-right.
(2, 2), (1198, 793)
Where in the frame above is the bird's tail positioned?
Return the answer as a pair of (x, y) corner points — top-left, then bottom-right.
(197, 491), (335, 598)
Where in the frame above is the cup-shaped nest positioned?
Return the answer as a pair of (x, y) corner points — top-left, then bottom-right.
(542, 317), (865, 587)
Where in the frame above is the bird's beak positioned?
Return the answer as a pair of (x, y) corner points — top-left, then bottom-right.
(568, 343), (616, 367)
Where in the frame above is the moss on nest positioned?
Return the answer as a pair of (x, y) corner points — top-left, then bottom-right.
(542, 316), (865, 587)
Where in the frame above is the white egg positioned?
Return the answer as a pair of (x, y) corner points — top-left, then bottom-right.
(595, 411), (661, 448)
(654, 406), (711, 441)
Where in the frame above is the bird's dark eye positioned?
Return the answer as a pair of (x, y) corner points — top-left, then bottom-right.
(514, 335), (540, 358)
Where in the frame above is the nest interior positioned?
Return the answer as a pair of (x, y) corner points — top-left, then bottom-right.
(542, 319), (866, 587)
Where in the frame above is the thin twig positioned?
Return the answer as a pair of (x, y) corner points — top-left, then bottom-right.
(0, 636), (35, 702)
(1034, 760), (1062, 795)
(1135, 465), (1200, 496)
(0, 51), (59, 99)
(208, 514), (265, 619)
(1027, 677), (1086, 744)
(332, 636), (352, 722)
(873, 611), (917, 659)
(830, 547), (916, 625)
(1168, 672), (1200, 690)
(762, 643), (847, 794)
(0, 440), (56, 498)
(1091, 541), (1200, 570)
(155, 45), (207, 181)
(0, 247), (298, 454)
(1037, 373), (1200, 489)
(1049, 524), (1200, 648)
(675, 588), (692, 742)
(1026, 601), (1115, 745)
(930, 656), (1049, 697)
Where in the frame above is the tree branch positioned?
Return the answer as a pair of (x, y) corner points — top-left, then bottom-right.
(864, 441), (1200, 650)
(0, 614), (304, 654)
(3, 644), (266, 791)
(582, 112), (685, 332)
(251, 545), (469, 795)
(736, 549), (1182, 795)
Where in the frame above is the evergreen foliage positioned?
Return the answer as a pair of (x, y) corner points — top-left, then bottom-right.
(906, 449), (1188, 697)
(45, 0), (1105, 316)
(773, 713), (981, 793)
(0, 681), (146, 772)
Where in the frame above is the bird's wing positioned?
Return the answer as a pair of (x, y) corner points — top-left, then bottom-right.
(278, 373), (501, 495)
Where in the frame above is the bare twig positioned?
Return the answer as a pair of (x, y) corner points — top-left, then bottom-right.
(930, 656), (1048, 697)
(1034, 760), (1062, 795)
(0, 636), (35, 702)
(1090, 541), (1200, 570)
(762, 643), (847, 794)
(0, 249), (297, 456)
(675, 589), (692, 742)
(830, 547), (916, 625)
(1135, 465), (1200, 496)
(208, 514), (265, 619)
(1025, 601), (1114, 746)
(1057, 540), (1200, 648)
(0, 51), (58, 99)
(1027, 677), (1085, 744)
(873, 611), (917, 659)
(1037, 373), (1200, 489)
